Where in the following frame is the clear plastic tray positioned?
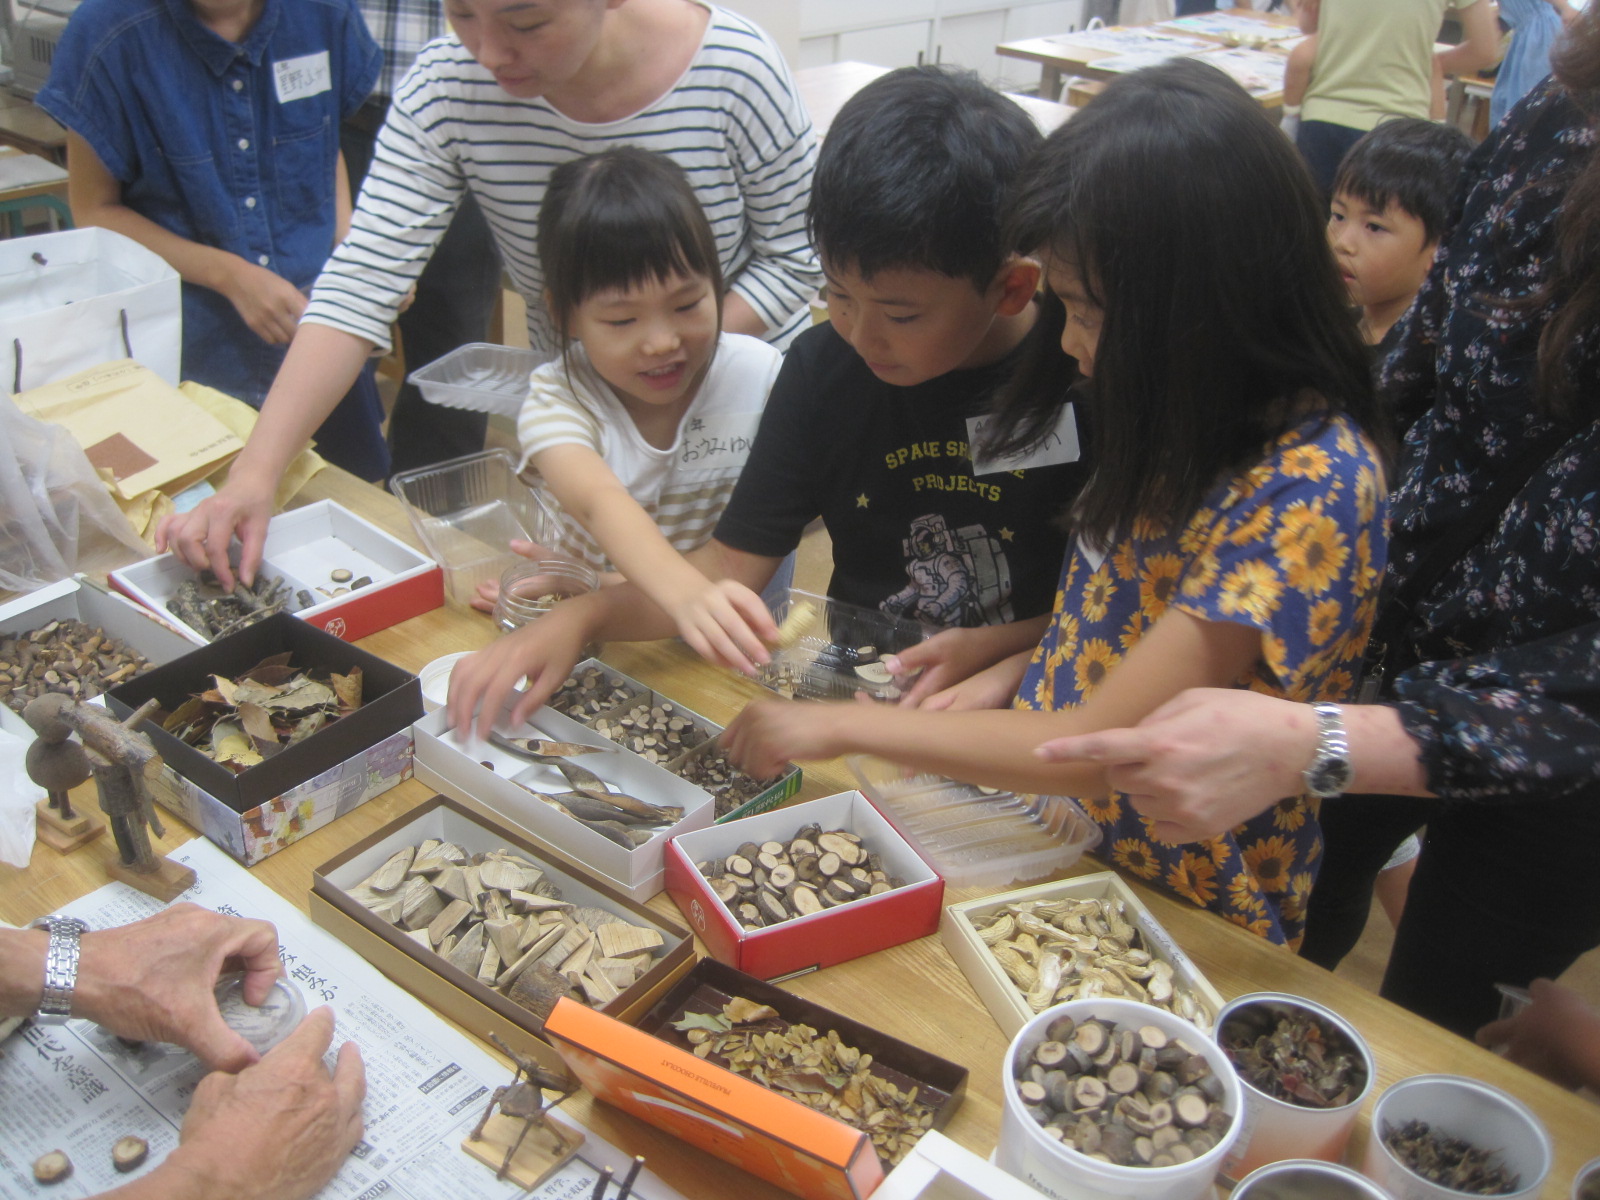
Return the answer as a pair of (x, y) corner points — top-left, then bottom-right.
(407, 342), (548, 417)
(848, 755), (1102, 889)
(756, 588), (934, 702)
(389, 449), (559, 606)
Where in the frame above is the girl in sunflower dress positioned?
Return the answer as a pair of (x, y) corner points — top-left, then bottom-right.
(723, 59), (1391, 950)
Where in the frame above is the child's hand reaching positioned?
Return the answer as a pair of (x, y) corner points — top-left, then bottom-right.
(1475, 978), (1600, 1091)
(671, 579), (779, 676)
(724, 696), (850, 778)
(472, 539), (562, 613)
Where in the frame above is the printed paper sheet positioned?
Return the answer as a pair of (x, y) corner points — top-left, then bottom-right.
(0, 838), (687, 1200)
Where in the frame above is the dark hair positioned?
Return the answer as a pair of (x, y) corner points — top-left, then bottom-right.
(539, 147), (724, 351)
(989, 59), (1385, 545)
(1332, 117), (1473, 243)
(807, 65), (1042, 289)
(1534, 4), (1600, 418)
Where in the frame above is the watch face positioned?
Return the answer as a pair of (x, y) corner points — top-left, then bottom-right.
(1309, 758), (1354, 796)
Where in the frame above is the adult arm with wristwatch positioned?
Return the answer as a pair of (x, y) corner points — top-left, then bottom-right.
(1, 904), (365, 1200)
(1034, 619), (1600, 844)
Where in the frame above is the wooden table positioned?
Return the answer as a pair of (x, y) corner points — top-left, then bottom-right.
(0, 88), (66, 165)
(4, 465), (1598, 1198)
(997, 6), (1296, 106)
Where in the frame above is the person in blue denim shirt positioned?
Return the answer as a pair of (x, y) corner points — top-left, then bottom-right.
(37, 0), (392, 481)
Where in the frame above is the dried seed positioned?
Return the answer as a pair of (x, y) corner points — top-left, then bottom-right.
(33, 1151), (71, 1184)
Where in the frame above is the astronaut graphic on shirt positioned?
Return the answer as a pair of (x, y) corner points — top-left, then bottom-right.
(882, 513), (1015, 626)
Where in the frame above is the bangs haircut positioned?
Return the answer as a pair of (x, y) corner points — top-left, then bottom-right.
(988, 58), (1385, 545)
(1332, 118), (1473, 243)
(539, 146), (725, 344)
(807, 65), (1042, 289)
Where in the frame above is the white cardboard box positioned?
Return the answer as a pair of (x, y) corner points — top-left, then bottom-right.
(110, 500), (442, 643)
(0, 576), (198, 738)
(411, 705), (714, 902)
(940, 871), (1225, 1040)
(875, 1132), (1050, 1200)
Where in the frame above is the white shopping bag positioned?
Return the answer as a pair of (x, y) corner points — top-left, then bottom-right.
(0, 227), (181, 394)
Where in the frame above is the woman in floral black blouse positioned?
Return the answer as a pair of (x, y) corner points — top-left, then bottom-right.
(1032, 5), (1600, 1038)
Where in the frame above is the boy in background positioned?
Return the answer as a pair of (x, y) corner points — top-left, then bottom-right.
(449, 66), (1088, 734)
(1328, 118), (1473, 361)
(38, 0), (392, 481)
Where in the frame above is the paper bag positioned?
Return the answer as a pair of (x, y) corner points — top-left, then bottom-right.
(0, 227), (181, 392)
(12, 360), (244, 499)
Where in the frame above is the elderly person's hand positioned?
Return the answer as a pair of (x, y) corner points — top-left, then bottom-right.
(74, 903), (284, 1072)
(158, 1006), (366, 1200)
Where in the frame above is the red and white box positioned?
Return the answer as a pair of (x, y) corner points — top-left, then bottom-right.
(664, 790), (944, 980)
(111, 500), (443, 644)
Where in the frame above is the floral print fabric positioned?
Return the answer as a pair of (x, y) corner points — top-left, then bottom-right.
(1379, 79), (1600, 801)
(1016, 415), (1388, 946)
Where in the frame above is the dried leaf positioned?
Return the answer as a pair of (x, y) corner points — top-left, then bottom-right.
(330, 668), (362, 714)
(211, 674), (239, 705)
(237, 700), (279, 744)
(673, 1012), (733, 1034)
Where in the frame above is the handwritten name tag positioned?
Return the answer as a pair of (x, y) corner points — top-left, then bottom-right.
(967, 403), (1081, 476)
(274, 51), (331, 104)
(678, 411), (762, 469)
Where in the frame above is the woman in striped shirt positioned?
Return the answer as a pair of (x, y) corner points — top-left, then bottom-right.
(159, 0), (820, 592)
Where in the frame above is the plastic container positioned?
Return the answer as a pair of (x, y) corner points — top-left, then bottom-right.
(418, 650), (473, 712)
(1232, 1159), (1394, 1200)
(849, 754), (1101, 889)
(1574, 1156), (1600, 1200)
(995, 998), (1243, 1200)
(491, 558), (599, 630)
(757, 587), (934, 701)
(1216, 992), (1376, 1180)
(389, 449), (560, 606)
(407, 342), (547, 417)
(213, 972), (306, 1054)
(1361, 1075), (1552, 1200)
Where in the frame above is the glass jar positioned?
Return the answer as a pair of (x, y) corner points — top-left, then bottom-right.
(492, 559), (600, 631)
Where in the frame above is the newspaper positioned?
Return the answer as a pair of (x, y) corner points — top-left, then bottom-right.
(1045, 26), (1212, 56)
(1158, 12), (1302, 43)
(0, 838), (687, 1200)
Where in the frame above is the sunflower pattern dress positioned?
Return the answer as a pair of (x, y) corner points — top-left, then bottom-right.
(1015, 414), (1388, 948)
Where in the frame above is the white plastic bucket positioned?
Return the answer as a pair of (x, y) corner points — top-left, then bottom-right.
(995, 997), (1243, 1200)
(418, 651), (472, 712)
(1573, 1155), (1600, 1200)
(1233, 1158), (1394, 1200)
(1361, 1075), (1551, 1200)
(1217, 991), (1377, 1180)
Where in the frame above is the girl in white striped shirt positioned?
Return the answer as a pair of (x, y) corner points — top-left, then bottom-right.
(504, 147), (783, 668)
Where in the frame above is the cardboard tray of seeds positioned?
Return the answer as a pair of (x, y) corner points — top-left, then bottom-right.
(311, 794), (693, 1068)
(544, 992), (890, 1200)
(664, 790), (944, 980)
(546, 657), (800, 822)
(111, 499), (442, 644)
(410, 703), (714, 902)
(940, 871), (1225, 1040)
(0, 576), (198, 739)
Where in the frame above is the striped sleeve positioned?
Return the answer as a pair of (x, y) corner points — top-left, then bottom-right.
(516, 361), (604, 473)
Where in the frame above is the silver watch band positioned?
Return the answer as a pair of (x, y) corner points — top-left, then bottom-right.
(29, 917), (88, 1024)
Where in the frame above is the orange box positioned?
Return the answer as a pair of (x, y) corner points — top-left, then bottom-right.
(543, 997), (886, 1200)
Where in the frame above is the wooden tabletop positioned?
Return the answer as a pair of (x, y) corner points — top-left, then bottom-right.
(4, 464), (1597, 1198)
(997, 6), (1295, 107)
(0, 87), (66, 165)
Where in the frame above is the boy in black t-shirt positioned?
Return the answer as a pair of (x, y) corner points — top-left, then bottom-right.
(450, 66), (1087, 734)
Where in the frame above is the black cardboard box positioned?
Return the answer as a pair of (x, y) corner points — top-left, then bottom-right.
(106, 611), (421, 863)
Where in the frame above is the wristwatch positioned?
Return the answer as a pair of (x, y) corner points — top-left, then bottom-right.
(1303, 702), (1354, 798)
(29, 916), (89, 1024)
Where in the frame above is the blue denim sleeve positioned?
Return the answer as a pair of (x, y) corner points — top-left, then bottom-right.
(34, 0), (141, 179)
(334, 0), (382, 116)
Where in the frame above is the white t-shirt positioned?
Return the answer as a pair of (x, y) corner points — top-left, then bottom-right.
(516, 331), (782, 571)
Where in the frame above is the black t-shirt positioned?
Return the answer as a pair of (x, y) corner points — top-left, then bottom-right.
(715, 322), (1085, 626)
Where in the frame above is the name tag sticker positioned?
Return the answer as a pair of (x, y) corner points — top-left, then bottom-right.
(968, 403), (1080, 476)
(274, 51), (331, 104)
(678, 411), (762, 469)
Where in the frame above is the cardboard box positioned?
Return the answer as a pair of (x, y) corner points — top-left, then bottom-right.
(940, 871), (1225, 1040)
(412, 704), (714, 902)
(874, 1132), (1051, 1200)
(0, 576), (198, 738)
(544, 996), (886, 1200)
(550, 659), (801, 823)
(664, 790), (944, 980)
(105, 611), (421, 864)
(311, 794), (693, 1068)
(639, 958), (967, 1143)
(110, 500), (443, 644)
